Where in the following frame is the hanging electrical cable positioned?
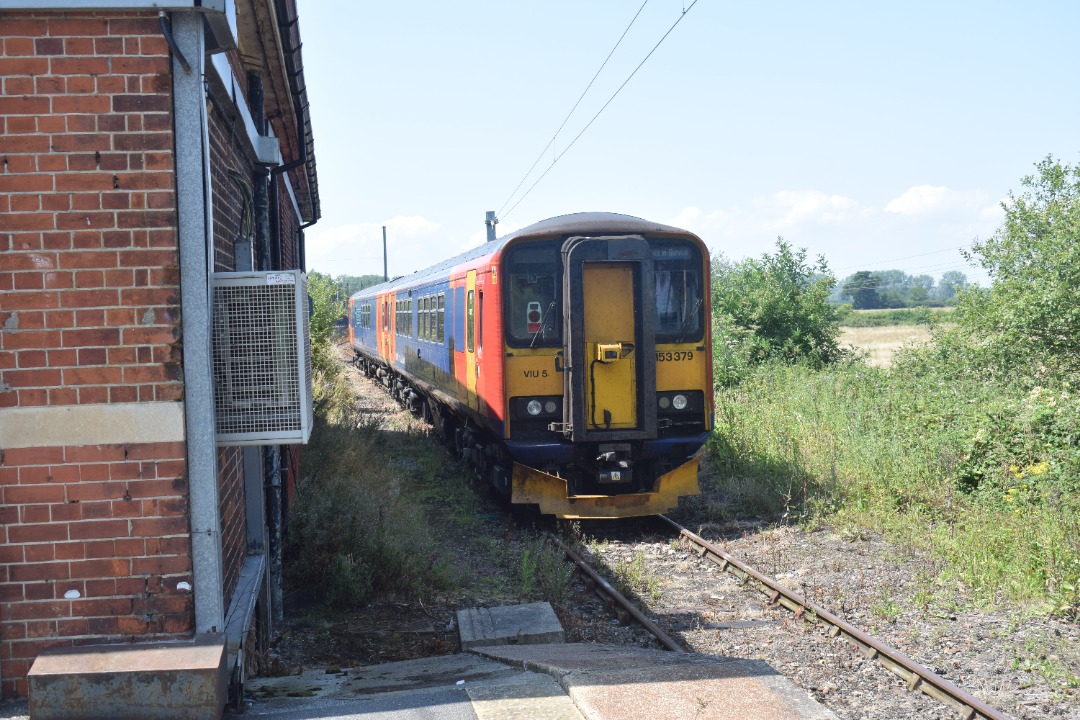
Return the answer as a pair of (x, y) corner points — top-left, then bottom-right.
(501, 0), (700, 223)
(496, 0), (650, 219)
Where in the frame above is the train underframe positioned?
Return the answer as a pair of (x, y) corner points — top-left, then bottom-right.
(353, 352), (701, 519)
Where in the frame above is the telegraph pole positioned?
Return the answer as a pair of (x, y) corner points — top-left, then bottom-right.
(485, 211), (498, 243)
(382, 225), (388, 281)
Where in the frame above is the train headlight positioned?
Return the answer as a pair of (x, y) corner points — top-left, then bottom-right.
(658, 396), (671, 409)
(526, 400), (543, 416)
(544, 400), (558, 414)
(672, 394), (688, 410)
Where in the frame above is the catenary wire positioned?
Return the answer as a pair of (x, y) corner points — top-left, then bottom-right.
(496, 0), (650, 219)
(831, 246), (967, 272)
(501, 0), (700, 222)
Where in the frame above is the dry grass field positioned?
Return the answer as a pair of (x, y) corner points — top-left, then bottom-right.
(840, 324), (934, 367)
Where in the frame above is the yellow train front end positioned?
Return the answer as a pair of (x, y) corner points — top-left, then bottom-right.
(499, 214), (712, 519)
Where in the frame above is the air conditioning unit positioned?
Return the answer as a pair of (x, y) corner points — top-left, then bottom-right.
(211, 270), (313, 445)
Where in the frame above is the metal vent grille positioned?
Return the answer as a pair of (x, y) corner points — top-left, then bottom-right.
(212, 270), (313, 446)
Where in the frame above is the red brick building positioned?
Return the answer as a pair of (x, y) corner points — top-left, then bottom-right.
(0, 0), (318, 698)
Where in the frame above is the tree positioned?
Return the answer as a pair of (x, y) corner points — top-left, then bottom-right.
(307, 271), (346, 376)
(956, 156), (1080, 369)
(842, 271), (882, 309)
(935, 270), (968, 303)
(712, 239), (841, 371)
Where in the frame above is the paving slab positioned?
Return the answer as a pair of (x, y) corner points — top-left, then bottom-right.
(465, 672), (585, 720)
(456, 602), (565, 650)
(469, 643), (837, 720)
(235, 653), (579, 720)
(246, 654), (520, 701)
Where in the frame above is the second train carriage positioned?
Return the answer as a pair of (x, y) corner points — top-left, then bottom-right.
(348, 212), (712, 519)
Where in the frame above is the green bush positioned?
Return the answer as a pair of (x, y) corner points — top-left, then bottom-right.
(307, 271), (345, 379)
(287, 376), (452, 609)
(711, 240), (842, 385)
(952, 156), (1080, 378)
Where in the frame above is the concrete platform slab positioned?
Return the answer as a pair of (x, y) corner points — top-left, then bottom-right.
(469, 643), (837, 720)
(27, 634), (227, 720)
(247, 653), (520, 701)
(236, 654), (577, 720)
(466, 672), (585, 720)
(456, 602), (564, 650)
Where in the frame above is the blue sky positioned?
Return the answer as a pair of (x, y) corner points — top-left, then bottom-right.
(300, 1), (1078, 287)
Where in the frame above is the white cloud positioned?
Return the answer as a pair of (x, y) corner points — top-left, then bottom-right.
(884, 185), (988, 216)
(761, 190), (860, 229)
(667, 185), (997, 284)
(306, 215), (479, 278)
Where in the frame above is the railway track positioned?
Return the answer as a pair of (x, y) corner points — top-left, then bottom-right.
(554, 516), (1013, 720)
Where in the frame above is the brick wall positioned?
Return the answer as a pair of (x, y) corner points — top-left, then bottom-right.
(0, 442), (192, 695)
(0, 12), (192, 696)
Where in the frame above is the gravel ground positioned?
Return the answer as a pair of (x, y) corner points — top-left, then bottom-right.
(579, 519), (1080, 720)
(276, 349), (1078, 719)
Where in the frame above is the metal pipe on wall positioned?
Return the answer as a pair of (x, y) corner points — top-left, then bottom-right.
(172, 10), (225, 635)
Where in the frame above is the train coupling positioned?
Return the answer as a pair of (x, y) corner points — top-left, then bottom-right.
(597, 447), (632, 484)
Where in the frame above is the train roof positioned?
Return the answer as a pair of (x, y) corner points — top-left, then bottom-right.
(348, 212), (699, 299)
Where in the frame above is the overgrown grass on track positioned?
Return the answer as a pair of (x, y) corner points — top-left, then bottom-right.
(707, 361), (1080, 617)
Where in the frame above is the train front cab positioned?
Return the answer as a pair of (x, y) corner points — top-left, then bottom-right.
(502, 232), (711, 519)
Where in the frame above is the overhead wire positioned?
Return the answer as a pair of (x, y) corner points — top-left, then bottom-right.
(496, 0), (650, 220)
(831, 246), (966, 272)
(500, 0), (700, 222)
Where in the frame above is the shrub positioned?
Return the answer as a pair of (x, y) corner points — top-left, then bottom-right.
(287, 374), (452, 609)
(711, 240), (842, 386)
(307, 271), (345, 379)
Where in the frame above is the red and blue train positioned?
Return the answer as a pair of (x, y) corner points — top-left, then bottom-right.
(347, 212), (713, 519)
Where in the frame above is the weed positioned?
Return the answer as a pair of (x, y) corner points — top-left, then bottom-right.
(613, 552), (662, 605)
(286, 367), (457, 609)
(870, 586), (900, 622)
(516, 537), (574, 604)
(518, 547), (538, 596)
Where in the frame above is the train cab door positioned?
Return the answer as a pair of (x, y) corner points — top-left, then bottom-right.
(465, 270), (479, 411)
(562, 235), (656, 441)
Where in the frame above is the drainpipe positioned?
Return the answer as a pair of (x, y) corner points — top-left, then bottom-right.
(248, 71), (272, 272)
(171, 11), (225, 635)
(264, 446), (283, 624)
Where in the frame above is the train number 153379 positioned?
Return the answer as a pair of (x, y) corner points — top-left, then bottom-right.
(656, 351), (694, 362)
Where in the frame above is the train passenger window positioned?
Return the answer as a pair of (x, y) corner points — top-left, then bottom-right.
(437, 293), (445, 344)
(653, 241), (704, 342)
(466, 290), (475, 352)
(505, 240), (561, 347)
(427, 296), (434, 341)
(477, 290), (483, 351)
(421, 296), (428, 341)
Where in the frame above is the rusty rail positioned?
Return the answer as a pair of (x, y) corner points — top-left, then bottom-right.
(548, 534), (685, 653)
(658, 515), (1012, 720)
